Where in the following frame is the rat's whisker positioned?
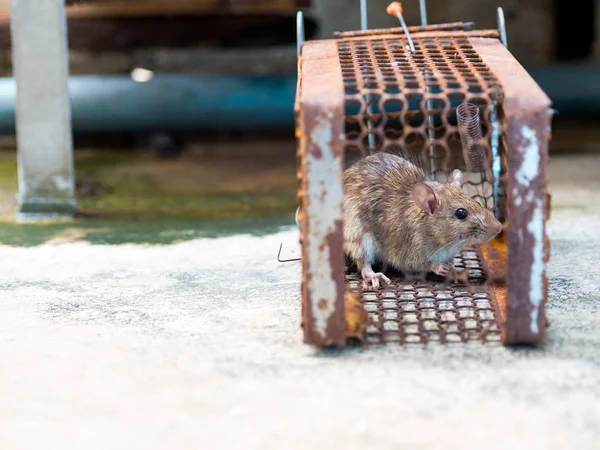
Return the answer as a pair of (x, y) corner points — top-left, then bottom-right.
(428, 239), (466, 263)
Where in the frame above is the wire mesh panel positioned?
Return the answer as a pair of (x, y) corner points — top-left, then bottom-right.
(338, 36), (506, 209)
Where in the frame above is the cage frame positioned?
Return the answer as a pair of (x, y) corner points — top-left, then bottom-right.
(295, 26), (552, 347)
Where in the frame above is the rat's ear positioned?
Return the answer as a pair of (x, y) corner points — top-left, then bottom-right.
(411, 183), (438, 216)
(451, 169), (463, 188)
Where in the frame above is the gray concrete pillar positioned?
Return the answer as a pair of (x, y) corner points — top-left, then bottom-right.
(10, 0), (76, 220)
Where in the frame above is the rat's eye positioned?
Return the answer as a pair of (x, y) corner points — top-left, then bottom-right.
(455, 208), (468, 220)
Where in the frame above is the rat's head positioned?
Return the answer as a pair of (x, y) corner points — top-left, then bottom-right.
(411, 169), (503, 247)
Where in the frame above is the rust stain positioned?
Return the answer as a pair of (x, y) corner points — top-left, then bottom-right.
(544, 234), (551, 263)
(326, 220), (344, 275)
(344, 289), (368, 342)
(318, 298), (329, 311)
(481, 234), (508, 323)
(323, 220), (346, 341)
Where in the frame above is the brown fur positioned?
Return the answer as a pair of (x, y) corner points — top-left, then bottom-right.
(343, 152), (501, 273)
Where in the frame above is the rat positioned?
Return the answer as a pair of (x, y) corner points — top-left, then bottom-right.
(343, 152), (503, 290)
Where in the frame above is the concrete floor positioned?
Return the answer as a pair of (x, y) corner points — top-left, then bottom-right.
(0, 153), (599, 450)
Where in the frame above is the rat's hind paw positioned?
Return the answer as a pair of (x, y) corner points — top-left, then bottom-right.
(362, 273), (391, 291)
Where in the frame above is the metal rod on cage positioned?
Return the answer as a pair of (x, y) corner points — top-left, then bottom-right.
(386, 2), (416, 53)
(489, 103), (502, 218)
(296, 11), (305, 56)
(361, 0), (377, 154)
(419, 0), (428, 26)
(497, 6), (507, 48)
(387, 3), (433, 174)
(425, 71), (437, 177)
(360, 0), (368, 31)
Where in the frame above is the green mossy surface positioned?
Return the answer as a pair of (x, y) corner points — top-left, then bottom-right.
(0, 147), (297, 246)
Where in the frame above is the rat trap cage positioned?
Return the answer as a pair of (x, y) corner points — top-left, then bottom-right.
(295, 12), (552, 347)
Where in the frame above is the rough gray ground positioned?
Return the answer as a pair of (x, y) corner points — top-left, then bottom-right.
(0, 155), (599, 450)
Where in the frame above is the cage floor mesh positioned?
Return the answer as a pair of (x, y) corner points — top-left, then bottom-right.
(345, 247), (503, 344)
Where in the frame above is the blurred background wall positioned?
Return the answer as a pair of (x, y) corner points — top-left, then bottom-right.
(0, 0), (596, 222)
(0, 0), (597, 130)
(0, 0), (596, 77)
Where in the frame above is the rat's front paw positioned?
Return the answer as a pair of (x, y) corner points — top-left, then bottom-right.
(432, 263), (459, 283)
(362, 272), (391, 291)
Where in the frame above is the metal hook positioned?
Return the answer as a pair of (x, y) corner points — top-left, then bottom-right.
(497, 6), (507, 48)
(277, 243), (302, 263)
(296, 11), (305, 57)
(387, 2), (416, 53)
(278, 207), (302, 263)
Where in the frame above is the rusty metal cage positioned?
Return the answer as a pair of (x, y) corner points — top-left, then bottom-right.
(295, 24), (552, 346)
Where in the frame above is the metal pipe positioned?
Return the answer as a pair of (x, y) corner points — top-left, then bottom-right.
(0, 66), (596, 134)
(0, 74), (296, 133)
(526, 65), (600, 115)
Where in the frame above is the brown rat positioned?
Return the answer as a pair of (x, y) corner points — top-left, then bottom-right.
(343, 152), (503, 289)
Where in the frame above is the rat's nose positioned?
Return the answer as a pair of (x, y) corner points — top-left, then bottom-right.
(491, 221), (503, 236)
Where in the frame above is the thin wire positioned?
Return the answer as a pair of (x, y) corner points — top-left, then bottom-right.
(277, 243), (301, 263)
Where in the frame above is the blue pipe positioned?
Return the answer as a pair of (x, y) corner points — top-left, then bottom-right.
(0, 66), (595, 134)
(0, 74), (297, 133)
(526, 65), (600, 115)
